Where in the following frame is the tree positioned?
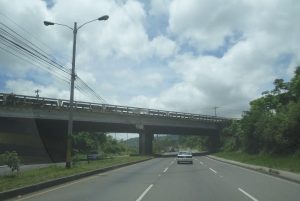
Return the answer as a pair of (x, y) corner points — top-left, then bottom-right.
(1, 151), (21, 173)
(222, 66), (300, 155)
(103, 135), (126, 154)
(72, 132), (107, 154)
(290, 66), (300, 99)
(222, 120), (243, 151)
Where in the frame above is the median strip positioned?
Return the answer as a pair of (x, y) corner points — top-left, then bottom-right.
(0, 156), (152, 200)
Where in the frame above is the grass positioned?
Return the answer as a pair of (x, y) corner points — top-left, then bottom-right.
(213, 152), (300, 173)
(0, 156), (150, 192)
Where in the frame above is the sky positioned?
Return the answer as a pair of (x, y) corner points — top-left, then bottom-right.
(1, 0), (300, 122)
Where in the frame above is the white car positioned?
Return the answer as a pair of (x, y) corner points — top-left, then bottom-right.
(177, 151), (193, 164)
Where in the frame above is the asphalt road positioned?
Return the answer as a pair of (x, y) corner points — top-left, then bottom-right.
(9, 156), (300, 201)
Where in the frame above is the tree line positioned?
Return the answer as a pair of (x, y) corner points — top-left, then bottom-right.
(72, 132), (128, 156)
(222, 66), (300, 155)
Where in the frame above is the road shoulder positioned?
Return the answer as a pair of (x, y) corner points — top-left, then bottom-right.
(208, 155), (300, 184)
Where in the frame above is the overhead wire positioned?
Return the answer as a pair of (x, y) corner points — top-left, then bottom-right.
(0, 27), (71, 84)
(0, 17), (106, 103)
(0, 12), (71, 65)
(0, 24), (71, 74)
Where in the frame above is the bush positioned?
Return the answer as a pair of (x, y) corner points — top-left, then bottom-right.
(0, 151), (21, 173)
(0, 154), (5, 166)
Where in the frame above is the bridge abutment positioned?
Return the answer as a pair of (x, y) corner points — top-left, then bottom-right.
(35, 119), (68, 162)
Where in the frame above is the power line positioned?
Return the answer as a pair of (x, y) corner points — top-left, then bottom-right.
(0, 19), (106, 103)
(0, 12), (71, 65)
(213, 106), (219, 117)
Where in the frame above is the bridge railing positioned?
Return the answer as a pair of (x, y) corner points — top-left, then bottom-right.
(0, 93), (231, 123)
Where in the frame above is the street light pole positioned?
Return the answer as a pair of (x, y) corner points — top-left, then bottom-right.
(44, 15), (109, 168)
(66, 22), (77, 168)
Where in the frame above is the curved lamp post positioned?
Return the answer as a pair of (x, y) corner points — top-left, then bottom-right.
(44, 15), (109, 168)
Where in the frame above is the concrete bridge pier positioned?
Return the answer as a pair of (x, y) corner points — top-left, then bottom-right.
(138, 130), (153, 155)
(207, 132), (221, 152)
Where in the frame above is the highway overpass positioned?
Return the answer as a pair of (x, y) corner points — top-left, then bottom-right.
(0, 93), (231, 162)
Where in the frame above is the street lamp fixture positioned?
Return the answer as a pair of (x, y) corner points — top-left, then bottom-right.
(43, 15), (109, 168)
(98, 15), (109, 21)
(43, 21), (55, 26)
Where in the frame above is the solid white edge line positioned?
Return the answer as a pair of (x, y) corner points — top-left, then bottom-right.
(136, 184), (153, 201)
(163, 167), (168, 173)
(205, 156), (299, 186)
(209, 168), (217, 174)
(238, 188), (259, 201)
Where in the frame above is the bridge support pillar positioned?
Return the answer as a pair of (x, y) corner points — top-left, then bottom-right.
(139, 130), (153, 155)
(207, 133), (221, 152)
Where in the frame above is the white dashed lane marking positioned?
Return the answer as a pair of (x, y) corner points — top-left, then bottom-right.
(238, 188), (259, 201)
(136, 184), (154, 201)
(209, 168), (217, 174)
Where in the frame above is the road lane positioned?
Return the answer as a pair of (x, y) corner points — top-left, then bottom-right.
(142, 157), (248, 201)
(11, 158), (174, 201)
(9, 156), (300, 201)
(202, 156), (300, 201)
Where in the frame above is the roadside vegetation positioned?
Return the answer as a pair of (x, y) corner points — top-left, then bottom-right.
(72, 132), (135, 158)
(0, 132), (145, 192)
(0, 156), (150, 192)
(214, 152), (300, 173)
(152, 135), (211, 154)
(0, 151), (20, 173)
(216, 66), (300, 172)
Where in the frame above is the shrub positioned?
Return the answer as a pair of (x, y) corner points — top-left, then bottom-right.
(1, 151), (21, 173)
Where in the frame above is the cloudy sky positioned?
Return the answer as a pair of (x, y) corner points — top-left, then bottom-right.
(1, 0), (300, 119)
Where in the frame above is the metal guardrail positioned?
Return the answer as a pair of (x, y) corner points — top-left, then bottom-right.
(0, 93), (231, 123)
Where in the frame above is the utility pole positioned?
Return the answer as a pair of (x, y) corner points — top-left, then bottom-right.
(44, 15), (109, 169)
(213, 106), (219, 117)
(35, 89), (40, 98)
(126, 133), (128, 152)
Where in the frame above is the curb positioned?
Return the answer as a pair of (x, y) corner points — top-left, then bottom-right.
(207, 155), (300, 184)
(0, 158), (152, 200)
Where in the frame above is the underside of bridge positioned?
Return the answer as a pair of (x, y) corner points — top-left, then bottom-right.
(0, 117), (221, 163)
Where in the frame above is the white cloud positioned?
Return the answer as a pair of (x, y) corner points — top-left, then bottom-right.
(5, 79), (69, 99)
(150, 35), (177, 59)
(1, 0), (300, 119)
(149, 0), (171, 16)
(169, 0), (244, 51)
